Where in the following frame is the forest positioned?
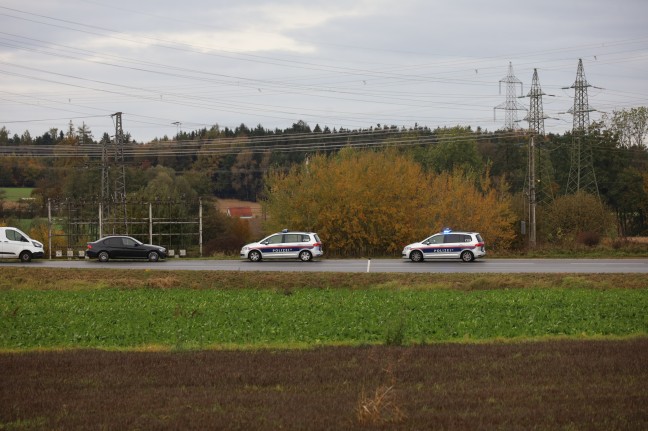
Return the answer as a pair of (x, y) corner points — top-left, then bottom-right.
(1, 107), (647, 256)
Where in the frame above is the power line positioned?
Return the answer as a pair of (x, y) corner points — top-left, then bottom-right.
(0, 128), (530, 158)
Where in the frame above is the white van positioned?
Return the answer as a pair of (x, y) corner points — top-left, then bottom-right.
(0, 227), (45, 262)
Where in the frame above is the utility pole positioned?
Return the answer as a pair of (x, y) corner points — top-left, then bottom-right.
(564, 59), (600, 198)
(494, 62), (527, 130)
(529, 135), (537, 248)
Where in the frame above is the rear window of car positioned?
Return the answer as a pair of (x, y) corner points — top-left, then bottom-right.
(283, 234), (302, 243)
(476, 234), (483, 242)
(444, 234), (474, 243)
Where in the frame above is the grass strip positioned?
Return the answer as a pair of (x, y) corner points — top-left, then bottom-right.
(2, 267), (648, 291)
(2, 286), (646, 350)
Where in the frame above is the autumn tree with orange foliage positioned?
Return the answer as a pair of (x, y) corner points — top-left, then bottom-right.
(263, 148), (515, 256)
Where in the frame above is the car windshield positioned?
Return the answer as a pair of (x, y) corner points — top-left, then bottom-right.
(263, 235), (283, 244)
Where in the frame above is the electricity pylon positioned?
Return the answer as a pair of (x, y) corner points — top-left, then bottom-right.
(564, 59), (600, 198)
(99, 112), (129, 235)
(521, 69), (556, 205)
(494, 62), (527, 130)
(112, 112), (126, 203)
(111, 112), (128, 233)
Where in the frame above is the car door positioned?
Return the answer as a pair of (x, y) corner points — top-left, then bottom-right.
(422, 234), (445, 259)
(104, 237), (126, 259)
(121, 237), (144, 258)
(0, 229), (10, 258)
(281, 233), (303, 259)
(1, 228), (30, 259)
(260, 234), (284, 258)
(443, 233), (466, 258)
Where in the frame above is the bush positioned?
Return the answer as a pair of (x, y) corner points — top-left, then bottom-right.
(540, 192), (616, 245)
(576, 231), (601, 247)
(203, 212), (252, 256)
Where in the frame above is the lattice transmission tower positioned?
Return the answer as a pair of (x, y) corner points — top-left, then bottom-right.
(100, 112), (128, 235)
(112, 112), (126, 203)
(564, 59), (600, 197)
(494, 62), (527, 130)
(521, 68), (556, 204)
(112, 112), (128, 233)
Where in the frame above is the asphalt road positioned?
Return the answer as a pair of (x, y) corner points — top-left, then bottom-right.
(5, 257), (648, 273)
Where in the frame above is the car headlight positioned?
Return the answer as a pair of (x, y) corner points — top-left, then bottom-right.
(32, 240), (43, 248)
(403, 246), (411, 251)
(241, 246), (249, 252)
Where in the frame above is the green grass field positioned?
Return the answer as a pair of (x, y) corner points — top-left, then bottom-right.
(0, 187), (34, 201)
(1, 269), (646, 350)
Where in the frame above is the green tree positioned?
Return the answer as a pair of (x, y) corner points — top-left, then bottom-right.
(230, 150), (270, 201)
(0, 127), (8, 145)
(606, 107), (648, 149)
(21, 130), (32, 145)
(421, 126), (483, 174)
(609, 168), (648, 236)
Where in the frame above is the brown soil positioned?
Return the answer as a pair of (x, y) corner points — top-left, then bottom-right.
(1, 340), (646, 430)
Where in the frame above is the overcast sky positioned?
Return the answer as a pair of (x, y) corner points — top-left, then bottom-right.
(1, 0), (647, 142)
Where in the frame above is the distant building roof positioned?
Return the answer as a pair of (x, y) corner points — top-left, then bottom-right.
(227, 207), (254, 218)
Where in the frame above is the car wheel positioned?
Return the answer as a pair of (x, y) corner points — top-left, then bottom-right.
(98, 251), (110, 263)
(148, 251), (159, 262)
(19, 251), (32, 263)
(410, 250), (423, 262)
(461, 251), (474, 262)
(299, 250), (312, 262)
(248, 250), (262, 262)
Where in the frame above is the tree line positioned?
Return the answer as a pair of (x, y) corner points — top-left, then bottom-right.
(1, 108), (647, 253)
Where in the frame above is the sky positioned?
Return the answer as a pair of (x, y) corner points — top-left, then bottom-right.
(1, 0), (647, 143)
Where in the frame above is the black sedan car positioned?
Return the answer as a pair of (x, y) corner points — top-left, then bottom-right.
(86, 236), (167, 262)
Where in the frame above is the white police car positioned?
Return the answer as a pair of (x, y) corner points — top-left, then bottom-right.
(402, 229), (485, 262)
(240, 230), (323, 262)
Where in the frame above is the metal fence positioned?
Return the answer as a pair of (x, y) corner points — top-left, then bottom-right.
(45, 198), (203, 258)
